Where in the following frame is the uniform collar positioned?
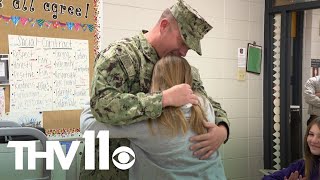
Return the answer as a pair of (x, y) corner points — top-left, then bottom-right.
(138, 30), (159, 64)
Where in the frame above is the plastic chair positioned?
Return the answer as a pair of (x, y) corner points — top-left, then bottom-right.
(0, 121), (51, 180)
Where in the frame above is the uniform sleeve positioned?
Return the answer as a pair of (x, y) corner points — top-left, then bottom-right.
(81, 102), (147, 138)
(191, 66), (230, 142)
(304, 78), (320, 107)
(90, 46), (162, 125)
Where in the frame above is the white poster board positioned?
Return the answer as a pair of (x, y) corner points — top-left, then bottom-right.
(8, 35), (90, 112)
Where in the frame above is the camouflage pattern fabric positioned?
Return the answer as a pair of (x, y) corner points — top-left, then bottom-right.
(170, 0), (213, 55)
(90, 32), (162, 125)
(191, 66), (230, 141)
(81, 32), (160, 180)
(79, 139), (130, 180)
(83, 1), (228, 179)
(81, 31), (230, 179)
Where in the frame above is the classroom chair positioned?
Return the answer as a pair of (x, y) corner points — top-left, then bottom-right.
(0, 121), (51, 180)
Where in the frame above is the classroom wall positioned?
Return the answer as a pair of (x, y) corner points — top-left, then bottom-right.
(100, 0), (265, 179)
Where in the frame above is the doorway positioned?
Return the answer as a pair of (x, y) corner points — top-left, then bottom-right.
(264, 0), (320, 170)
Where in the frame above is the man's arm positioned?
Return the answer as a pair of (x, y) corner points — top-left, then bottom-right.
(188, 66), (229, 160)
(91, 47), (162, 125)
(81, 102), (147, 138)
(304, 78), (320, 107)
(191, 66), (230, 142)
(91, 46), (198, 125)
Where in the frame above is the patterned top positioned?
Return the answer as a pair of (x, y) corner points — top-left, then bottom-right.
(90, 31), (229, 128)
(81, 31), (230, 180)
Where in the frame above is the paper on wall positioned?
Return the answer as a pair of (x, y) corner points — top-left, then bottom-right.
(8, 35), (90, 112)
(237, 48), (246, 81)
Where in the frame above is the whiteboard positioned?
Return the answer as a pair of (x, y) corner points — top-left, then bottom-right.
(8, 35), (90, 112)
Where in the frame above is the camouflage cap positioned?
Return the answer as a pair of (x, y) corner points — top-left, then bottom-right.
(169, 0), (212, 55)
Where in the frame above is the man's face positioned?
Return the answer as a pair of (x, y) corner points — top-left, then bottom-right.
(161, 21), (189, 57)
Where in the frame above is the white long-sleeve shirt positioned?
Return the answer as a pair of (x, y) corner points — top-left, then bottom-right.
(80, 98), (226, 180)
(304, 75), (320, 116)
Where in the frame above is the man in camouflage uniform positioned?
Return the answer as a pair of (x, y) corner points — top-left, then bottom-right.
(80, 0), (230, 179)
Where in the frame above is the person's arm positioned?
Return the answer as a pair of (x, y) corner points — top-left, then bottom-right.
(81, 102), (146, 138)
(90, 46), (162, 125)
(91, 45), (198, 125)
(262, 160), (305, 180)
(191, 66), (230, 142)
(304, 77), (320, 107)
(189, 96), (227, 159)
(188, 67), (229, 159)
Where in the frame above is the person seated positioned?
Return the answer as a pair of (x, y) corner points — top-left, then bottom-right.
(262, 117), (320, 180)
(80, 55), (226, 180)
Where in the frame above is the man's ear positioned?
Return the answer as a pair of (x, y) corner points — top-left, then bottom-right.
(159, 19), (170, 33)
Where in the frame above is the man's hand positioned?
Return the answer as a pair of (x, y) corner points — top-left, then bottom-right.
(189, 121), (227, 160)
(162, 84), (198, 107)
(315, 92), (320, 97)
(284, 171), (306, 180)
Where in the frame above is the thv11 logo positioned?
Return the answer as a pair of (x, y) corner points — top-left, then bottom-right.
(7, 131), (135, 170)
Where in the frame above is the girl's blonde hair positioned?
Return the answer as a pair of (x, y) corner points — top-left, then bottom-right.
(149, 55), (207, 136)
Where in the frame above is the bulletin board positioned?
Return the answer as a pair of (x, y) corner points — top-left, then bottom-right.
(0, 0), (98, 135)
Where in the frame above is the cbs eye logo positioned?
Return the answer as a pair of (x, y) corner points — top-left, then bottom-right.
(112, 146), (135, 170)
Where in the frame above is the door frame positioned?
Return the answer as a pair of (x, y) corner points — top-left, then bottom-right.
(264, 0), (320, 169)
